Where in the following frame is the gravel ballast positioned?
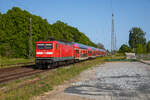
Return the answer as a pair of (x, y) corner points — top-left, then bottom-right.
(65, 62), (150, 100)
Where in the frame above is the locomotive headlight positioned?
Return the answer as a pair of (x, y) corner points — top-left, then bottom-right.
(36, 52), (43, 54)
(46, 52), (53, 54)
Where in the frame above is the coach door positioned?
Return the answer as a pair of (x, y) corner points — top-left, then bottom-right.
(57, 43), (62, 61)
(74, 48), (79, 59)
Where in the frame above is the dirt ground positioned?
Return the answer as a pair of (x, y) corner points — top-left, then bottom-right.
(34, 62), (150, 100)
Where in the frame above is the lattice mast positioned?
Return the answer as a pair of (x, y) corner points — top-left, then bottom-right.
(111, 13), (116, 53)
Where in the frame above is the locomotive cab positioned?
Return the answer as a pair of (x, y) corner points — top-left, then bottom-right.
(35, 41), (56, 68)
(35, 41), (74, 69)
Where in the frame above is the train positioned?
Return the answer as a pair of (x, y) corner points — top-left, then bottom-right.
(35, 40), (106, 69)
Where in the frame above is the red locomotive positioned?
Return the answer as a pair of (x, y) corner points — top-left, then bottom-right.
(35, 40), (106, 69)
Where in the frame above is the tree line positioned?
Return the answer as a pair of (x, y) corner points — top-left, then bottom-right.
(0, 7), (98, 58)
(119, 27), (150, 54)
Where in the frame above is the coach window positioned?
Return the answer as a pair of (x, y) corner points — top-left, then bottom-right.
(76, 50), (79, 54)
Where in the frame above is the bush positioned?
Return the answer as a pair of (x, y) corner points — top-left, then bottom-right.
(119, 44), (132, 53)
(147, 41), (150, 53)
(135, 44), (146, 54)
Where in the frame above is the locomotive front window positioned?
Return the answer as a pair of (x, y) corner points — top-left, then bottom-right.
(37, 44), (44, 49)
(37, 43), (52, 49)
(45, 44), (53, 49)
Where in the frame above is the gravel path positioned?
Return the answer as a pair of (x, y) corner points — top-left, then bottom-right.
(35, 62), (150, 100)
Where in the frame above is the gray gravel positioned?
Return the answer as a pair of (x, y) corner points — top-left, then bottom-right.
(65, 62), (150, 100)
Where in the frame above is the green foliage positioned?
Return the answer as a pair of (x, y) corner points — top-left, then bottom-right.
(135, 44), (146, 54)
(129, 27), (146, 49)
(146, 41), (150, 53)
(0, 7), (97, 58)
(119, 44), (132, 53)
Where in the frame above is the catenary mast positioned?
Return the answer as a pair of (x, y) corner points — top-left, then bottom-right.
(111, 13), (116, 53)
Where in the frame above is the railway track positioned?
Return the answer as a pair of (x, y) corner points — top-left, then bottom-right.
(0, 60), (87, 84)
(0, 65), (46, 84)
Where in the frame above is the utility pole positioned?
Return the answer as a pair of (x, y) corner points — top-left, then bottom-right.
(29, 17), (33, 58)
(111, 13), (116, 54)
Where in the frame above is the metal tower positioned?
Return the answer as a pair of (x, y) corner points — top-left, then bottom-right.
(111, 13), (116, 53)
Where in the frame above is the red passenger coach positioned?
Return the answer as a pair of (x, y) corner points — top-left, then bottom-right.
(87, 47), (92, 58)
(72, 43), (80, 60)
(35, 41), (74, 68)
(73, 43), (88, 61)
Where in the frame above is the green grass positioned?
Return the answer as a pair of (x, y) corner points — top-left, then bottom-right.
(0, 57), (106, 100)
(0, 57), (34, 68)
(0, 56), (126, 100)
(100, 56), (125, 60)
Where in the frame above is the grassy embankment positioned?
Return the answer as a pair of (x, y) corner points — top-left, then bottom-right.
(0, 56), (125, 100)
(0, 55), (126, 69)
(0, 57), (34, 68)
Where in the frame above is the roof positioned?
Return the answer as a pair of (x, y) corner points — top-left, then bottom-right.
(36, 41), (72, 45)
(72, 42), (88, 49)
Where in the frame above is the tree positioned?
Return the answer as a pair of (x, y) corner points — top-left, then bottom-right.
(147, 41), (150, 53)
(119, 44), (132, 53)
(97, 43), (104, 49)
(129, 27), (146, 50)
(135, 44), (146, 54)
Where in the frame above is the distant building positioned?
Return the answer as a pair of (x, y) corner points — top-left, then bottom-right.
(125, 53), (136, 59)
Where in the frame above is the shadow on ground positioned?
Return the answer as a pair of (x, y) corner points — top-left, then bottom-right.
(64, 75), (150, 99)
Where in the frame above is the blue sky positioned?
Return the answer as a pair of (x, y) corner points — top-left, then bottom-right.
(0, 0), (150, 50)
